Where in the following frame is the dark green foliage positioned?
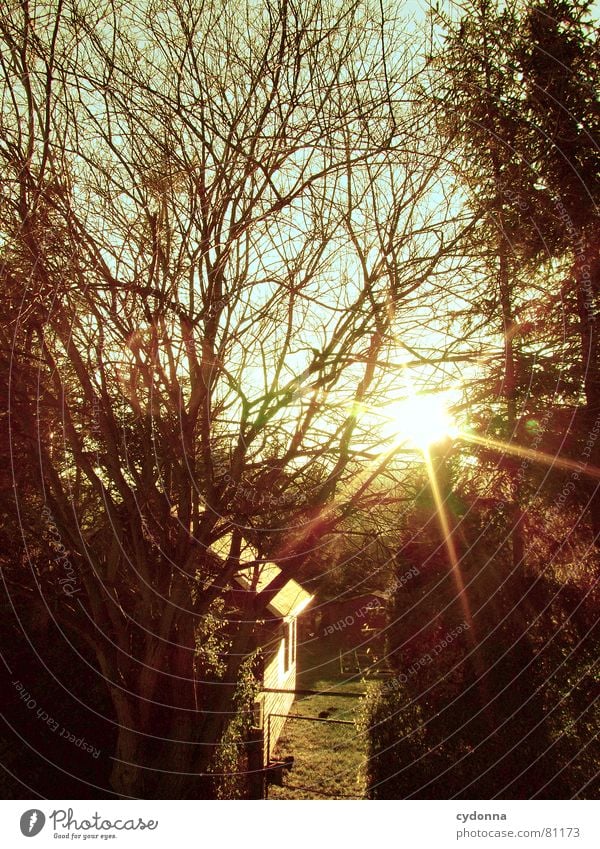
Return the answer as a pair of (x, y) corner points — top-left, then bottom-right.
(210, 652), (261, 800)
(362, 572), (599, 798)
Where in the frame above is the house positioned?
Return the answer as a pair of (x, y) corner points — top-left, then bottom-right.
(233, 561), (313, 761)
(210, 536), (313, 765)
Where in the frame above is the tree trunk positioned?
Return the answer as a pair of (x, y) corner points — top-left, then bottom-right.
(108, 612), (257, 798)
(108, 611), (204, 798)
(110, 723), (148, 798)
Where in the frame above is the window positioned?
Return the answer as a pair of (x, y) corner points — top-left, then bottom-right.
(283, 620), (295, 673)
(290, 619), (297, 666)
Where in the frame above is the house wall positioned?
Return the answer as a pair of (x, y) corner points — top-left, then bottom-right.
(257, 618), (297, 762)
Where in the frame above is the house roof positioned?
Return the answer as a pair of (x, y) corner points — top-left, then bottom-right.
(266, 577), (313, 618)
(209, 533), (313, 619)
(234, 560), (281, 593)
(234, 561), (313, 619)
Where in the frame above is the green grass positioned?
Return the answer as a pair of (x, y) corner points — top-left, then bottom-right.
(268, 640), (368, 800)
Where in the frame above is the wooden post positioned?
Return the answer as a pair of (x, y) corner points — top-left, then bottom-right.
(247, 726), (266, 800)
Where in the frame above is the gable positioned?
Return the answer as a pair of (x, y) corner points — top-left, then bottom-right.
(210, 532), (313, 620)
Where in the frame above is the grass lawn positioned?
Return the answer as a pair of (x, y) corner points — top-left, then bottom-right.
(268, 639), (368, 800)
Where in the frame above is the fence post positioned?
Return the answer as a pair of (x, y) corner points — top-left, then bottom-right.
(247, 726), (266, 800)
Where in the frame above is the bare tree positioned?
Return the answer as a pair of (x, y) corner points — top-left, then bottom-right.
(1, 0), (466, 795)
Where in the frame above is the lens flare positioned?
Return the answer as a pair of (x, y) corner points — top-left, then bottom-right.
(384, 393), (457, 449)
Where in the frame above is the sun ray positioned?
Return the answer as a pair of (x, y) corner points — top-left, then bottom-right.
(423, 447), (473, 632)
(421, 447), (495, 712)
(459, 431), (600, 480)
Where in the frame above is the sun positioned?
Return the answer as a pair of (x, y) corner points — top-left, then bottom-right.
(383, 393), (457, 450)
